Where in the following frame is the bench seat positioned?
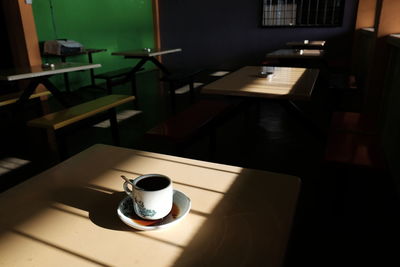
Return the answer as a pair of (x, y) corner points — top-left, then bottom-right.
(0, 90), (51, 107)
(147, 100), (233, 142)
(160, 69), (202, 83)
(160, 69), (203, 107)
(94, 67), (133, 80)
(324, 131), (384, 169)
(28, 94), (134, 130)
(94, 67), (144, 96)
(329, 111), (378, 134)
(146, 99), (239, 158)
(28, 94), (134, 160)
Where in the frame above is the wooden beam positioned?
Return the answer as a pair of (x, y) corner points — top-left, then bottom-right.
(355, 0), (378, 30)
(374, 0), (400, 38)
(364, 0), (400, 114)
(1, 0), (42, 68)
(351, 0), (378, 78)
(1, 0), (45, 94)
(152, 0), (161, 63)
(152, 0), (161, 50)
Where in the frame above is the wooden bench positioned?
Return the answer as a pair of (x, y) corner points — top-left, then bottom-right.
(0, 90), (51, 107)
(329, 111), (378, 134)
(94, 67), (144, 95)
(145, 99), (238, 157)
(160, 69), (202, 108)
(324, 111), (384, 169)
(28, 94), (134, 160)
(324, 131), (384, 169)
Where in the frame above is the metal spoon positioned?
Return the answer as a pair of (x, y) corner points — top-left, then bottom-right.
(121, 175), (135, 186)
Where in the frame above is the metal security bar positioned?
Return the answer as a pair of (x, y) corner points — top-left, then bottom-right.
(262, 0), (345, 27)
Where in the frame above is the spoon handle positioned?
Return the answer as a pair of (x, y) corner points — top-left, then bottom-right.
(121, 175), (135, 185)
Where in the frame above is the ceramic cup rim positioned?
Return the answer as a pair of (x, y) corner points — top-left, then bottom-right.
(132, 174), (172, 192)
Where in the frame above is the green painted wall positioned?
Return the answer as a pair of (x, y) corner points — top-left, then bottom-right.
(32, 0), (155, 91)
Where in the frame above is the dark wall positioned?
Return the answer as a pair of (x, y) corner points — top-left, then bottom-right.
(159, 0), (359, 70)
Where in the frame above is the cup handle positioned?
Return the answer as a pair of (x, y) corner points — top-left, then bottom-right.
(123, 181), (133, 196)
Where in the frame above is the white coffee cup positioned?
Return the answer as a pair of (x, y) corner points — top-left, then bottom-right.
(123, 174), (173, 220)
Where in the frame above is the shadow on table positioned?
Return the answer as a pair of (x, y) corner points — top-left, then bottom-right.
(52, 186), (134, 231)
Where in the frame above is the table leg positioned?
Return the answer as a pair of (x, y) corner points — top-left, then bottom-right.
(87, 52), (96, 87)
(169, 80), (176, 113)
(54, 129), (68, 161)
(128, 58), (148, 104)
(130, 58), (148, 73)
(280, 100), (324, 139)
(15, 79), (42, 107)
(108, 108), (120, 146)
(61, 56), (71, 93)
(149, 57), (171, 75)
(41, 78), (70, 107)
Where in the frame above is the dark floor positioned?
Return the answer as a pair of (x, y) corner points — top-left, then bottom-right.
(1, 69), (399, 266)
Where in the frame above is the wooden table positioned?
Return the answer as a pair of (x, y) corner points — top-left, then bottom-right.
(112, 48), (182, 75)
(111, 48), (182, 99)
(202, 66), (319, 101)
(286, 40), (326, 49)
(0, 62), (101, 107)
(44, 49), (107, 92)
(266, 49), (325, 60)
(0, 144), (300, 267)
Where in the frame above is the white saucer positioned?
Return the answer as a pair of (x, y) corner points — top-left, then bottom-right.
(117, 189), (191, 231)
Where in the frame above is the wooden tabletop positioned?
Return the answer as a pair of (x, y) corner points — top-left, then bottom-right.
(0, 62), (102, 82)
(112, 48), (182, 57)
(286, 40), (326, 49)
(43, 48), (107, 58)
(202, 66), (319, 100)
(266, 49), (325, 59)
(0, 144), (300, 267)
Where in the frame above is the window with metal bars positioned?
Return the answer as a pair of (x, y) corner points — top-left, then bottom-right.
(261, 0), (345, 27)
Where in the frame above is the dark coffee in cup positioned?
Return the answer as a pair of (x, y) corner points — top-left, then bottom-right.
(136, 175), (170, 191)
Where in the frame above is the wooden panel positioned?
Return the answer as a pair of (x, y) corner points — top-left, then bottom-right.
(1, 0), (46, 94)
(355, 0), (378, 29)
(1, 0), (42, 68)
(352, 28), (375, 88)
(28, 95), (134, 130)
(381, 45), (400, 195)
(325, 131), (384, 168)
(152, 0), (161, 50)
(351, 0), (377, 74)
(364, 0), (400, 113)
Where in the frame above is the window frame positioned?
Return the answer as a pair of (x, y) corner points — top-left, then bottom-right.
(260, 0), (346, 28)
